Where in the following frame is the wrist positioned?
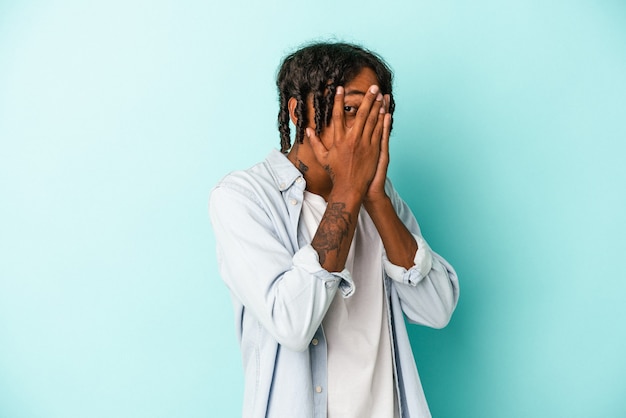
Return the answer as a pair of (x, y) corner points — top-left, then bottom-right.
(363, 192), (391, 211)
(328, 184), (365, 207)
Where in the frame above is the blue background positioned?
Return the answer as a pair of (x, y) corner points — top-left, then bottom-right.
(1, 1), (625, 417)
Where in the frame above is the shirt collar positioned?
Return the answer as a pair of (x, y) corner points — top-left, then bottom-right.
(265, 149), (302, 192)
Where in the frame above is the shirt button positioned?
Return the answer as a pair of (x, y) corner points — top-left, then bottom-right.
(311, 338), (318, 346)
(290, 198), (298, 205)
(279, 183), (286, 189)
(296, 177), (303, 183)
(315, 386), (323, 393)
(325, 282), (333, 289)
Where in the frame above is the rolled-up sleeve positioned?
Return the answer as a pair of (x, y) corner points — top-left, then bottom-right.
(383, 234), (433, 286)
(294, 244), (355, 297)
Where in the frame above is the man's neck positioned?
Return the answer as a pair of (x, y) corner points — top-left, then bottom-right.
(287, 141), (333, 200)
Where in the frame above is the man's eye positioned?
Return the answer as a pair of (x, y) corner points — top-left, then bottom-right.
(344, 106), (357, 115)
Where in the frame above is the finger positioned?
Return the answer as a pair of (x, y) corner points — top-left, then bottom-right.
(363, 93), (384, 144)
(381, 113), (391, 158)
(331, 86), (346, 140)
(352, 85), (381, 138)
(370, 108), (385, 149)
(306, 127), (329, 164)
(383, 94), (390, 113)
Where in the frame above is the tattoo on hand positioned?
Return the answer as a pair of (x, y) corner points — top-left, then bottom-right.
(323, 164), (335, 181)
(312, 202), (351, 266)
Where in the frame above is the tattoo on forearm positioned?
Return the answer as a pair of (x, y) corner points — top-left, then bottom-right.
(312, 202), (352, 266)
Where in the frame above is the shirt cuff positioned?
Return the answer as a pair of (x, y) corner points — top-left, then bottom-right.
(293, 244), (355, 297)
(383, 235), (433, 286)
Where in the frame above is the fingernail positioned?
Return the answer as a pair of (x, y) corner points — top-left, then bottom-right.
(336, 86), (344, 95)
(369, 85), (379, 94)
(379, 106), (385, 114)
(376, 93), (383, 101)
(306, 128), (311, 137)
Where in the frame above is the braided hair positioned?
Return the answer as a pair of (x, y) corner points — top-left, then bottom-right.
(276, 42), (395, 153)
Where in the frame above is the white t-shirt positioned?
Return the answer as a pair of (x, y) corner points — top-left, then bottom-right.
(300, 191), (399, 418)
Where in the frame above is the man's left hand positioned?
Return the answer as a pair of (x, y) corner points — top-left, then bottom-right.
(364, 94), (392, 206)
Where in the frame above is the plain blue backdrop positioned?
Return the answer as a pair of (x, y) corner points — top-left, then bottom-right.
(1, 1), (625, 417)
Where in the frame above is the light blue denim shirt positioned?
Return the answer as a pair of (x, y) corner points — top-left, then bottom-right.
(209, 149), (459, 418)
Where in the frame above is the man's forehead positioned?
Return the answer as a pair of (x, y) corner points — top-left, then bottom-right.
(345, 89), (366, 97)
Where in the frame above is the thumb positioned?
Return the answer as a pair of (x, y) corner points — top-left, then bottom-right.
(306, 127), (329, 163)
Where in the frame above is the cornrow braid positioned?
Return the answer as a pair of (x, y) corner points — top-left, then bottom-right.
(276, 42), (395, 153)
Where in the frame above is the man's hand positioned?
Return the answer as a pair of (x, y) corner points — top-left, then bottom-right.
(364, 94), (392, 205)
(307, 85), (386, 199)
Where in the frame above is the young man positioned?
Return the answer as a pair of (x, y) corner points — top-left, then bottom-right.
(210, 42), (459, 418)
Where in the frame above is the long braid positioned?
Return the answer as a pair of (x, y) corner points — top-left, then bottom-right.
(294, 93), (307, 148)
(278, 90), (291, 153)
(312, 88), (323, 139)
(323, 82), (336, 129)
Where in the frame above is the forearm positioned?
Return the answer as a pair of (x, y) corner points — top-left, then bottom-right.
(365, 182), (460, 328)
(311, 188), (363, 272)
(364, 195), (418, 269)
